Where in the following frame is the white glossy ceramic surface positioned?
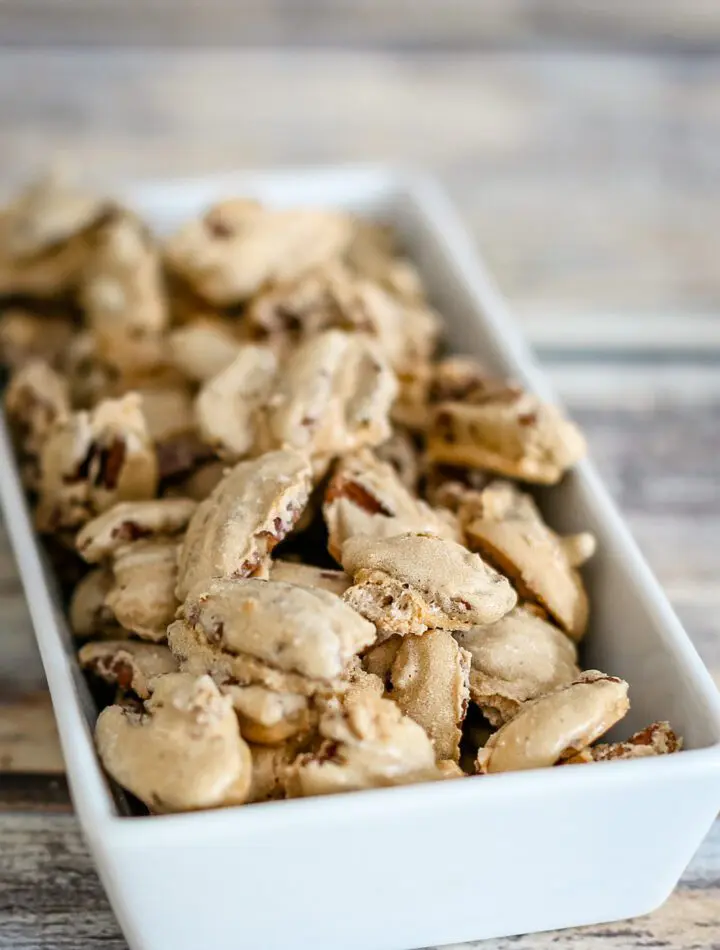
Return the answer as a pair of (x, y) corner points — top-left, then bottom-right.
(2, 166), (720, 950)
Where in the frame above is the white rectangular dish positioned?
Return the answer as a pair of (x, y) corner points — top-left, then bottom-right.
(2, 165), (720, 950)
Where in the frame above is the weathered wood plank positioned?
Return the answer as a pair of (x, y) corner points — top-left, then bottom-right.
(1, 51), (719, 313)
(0, 813), (718, 950)
(2, 0), (720, 51)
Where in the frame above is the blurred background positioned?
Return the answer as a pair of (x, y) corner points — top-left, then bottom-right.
(1, 0), (719, 705)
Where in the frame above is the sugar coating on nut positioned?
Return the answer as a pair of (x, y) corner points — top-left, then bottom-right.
(180, 577), (376, 684)
(426, 361), (586, 485)
(79, 640), (178, 699)
(476, 671), (630, 774)
(176, 450), (312, 600)
(35, 393), (158, 532)
(289, 692), (442, 797)
(95, 672), (253, 812)
(342, 532), (517, 637)
(0, 174), (109, 297)
(76, 497), (196, 562)
(165, 200), (353, 306)
(324, 449), (459, 561)
(388, 629), (471, 762)
(455, 606), (580, 726)
(259, 330), (397, 467)
(194, 344), (278, 460)
(81, 213), (168, 375)
(105, 540), (180, 642)
(464, 481), (594, 640)
(268, 560), (351, 598)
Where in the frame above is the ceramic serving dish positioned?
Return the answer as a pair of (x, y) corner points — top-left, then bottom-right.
(2, 166), (720, 950)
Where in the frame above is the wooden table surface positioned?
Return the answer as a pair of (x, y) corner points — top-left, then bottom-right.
(1, 44), (719, 950)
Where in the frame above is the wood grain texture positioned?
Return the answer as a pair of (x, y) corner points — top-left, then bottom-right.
(1, 51), (720, 314)
(3, 1), (720, 50)
(0, 813), (718, 950)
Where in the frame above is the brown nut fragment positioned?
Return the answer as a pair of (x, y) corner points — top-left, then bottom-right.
(180, 577), (376, 685)
(388, 630), (470, 763)
(176, 450), (312, 600)
(223, 684), (311, 745)
(476, 671), (630, 774)
(426, 361), (586, 484)
(564, 721), (682, 765)
(260, 330), (397, 469)
(0, 174), (110, 297)
(4, 361), (71, 483)
(69, 568), (120, 638)
(194, 345), (278, 460)
(165, 199), (352, 306)
(464, 481), (595, 640)
(79, 639), (178, 699)
(268, 560), (350, 598)
(324, 449), (459, 562)
(105, 540), (179, 642)
(169, 318), (242, 383)
(454, 606), (580, 726)
(342, 533), (517, 638)
(0, 309), (74, 371)
(35, 393), (159, 533)
(76, 497), (196, 563)
(288, 692), (441, 797)
(423, 463), (491, 513)
(81, 213), (168, 376)
(95, 672), (253, 812)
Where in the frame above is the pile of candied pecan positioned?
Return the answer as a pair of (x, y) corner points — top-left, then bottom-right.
(1, 175), (680, 813)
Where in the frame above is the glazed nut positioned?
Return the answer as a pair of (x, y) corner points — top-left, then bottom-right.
(223, 684), (311, 745)
(476, 671), (630, 774)
(455, 606), (580, 726)
(35, 393), (159, 533)
(79, 640), (178, 699)
(341, 532), (517, 637)
(464, 480), (594, 641)
(104, 540), (180, 642)
(180, 576), (376, 684)
(76, 497), (197, 562)
(164, 200), (353, 306)
(194, 344), (278, 460)
(426, 365), (586, 485)
(564, 721), (682, 764)
(288, 692), (443, 797)
(323, 448), (459, 562)
(388, 629), (471, 763)
(175, 449), (312, 600)
(259, 330), (397, 466)
(268, 560), (351, 598)
(95, 672), (253, 812)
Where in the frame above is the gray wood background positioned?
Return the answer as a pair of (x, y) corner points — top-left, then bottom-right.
(0, 9), (719, 947)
